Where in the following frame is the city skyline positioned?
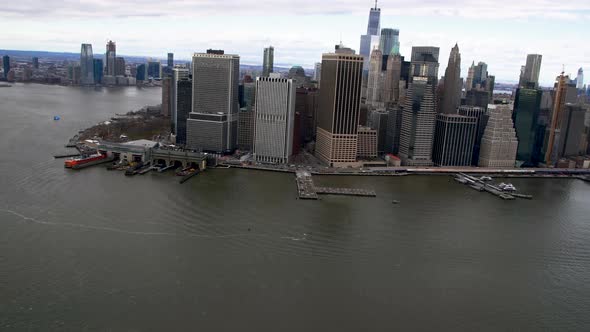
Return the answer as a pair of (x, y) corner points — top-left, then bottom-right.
(1, 1), (588, 86)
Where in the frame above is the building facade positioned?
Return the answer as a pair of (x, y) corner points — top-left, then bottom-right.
(458, 105), (489, 166)
(357, 126), (378, 159)
(399, 77), (437, 165)
(238, 108), (255, 151)
(513, 88), (544, 165)
(175, 76), (192, 145)
(167, 53), (174, 68)
(379, 28), (400, 56)
(262, 46), (274, 77)
(315, 52), (364, 167)
(366, 49), (383, 105)
(440, 44), (461, 114)
(253, 77), (296, 164)
(93, 59), (103, 84)
(105, 40), (116, 76)
(187, 50), (240, 153)
(432, 114), (477, 166)
(359, 3), (381, 70)
(478, 104), (518, 168)
(521, 54), (542, 88)
(80, 44), (94, 85)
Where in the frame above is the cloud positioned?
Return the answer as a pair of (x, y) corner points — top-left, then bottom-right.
(2, 0), (590, 20)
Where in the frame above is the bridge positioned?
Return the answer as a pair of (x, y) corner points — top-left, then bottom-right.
(151, 149), (207, 170)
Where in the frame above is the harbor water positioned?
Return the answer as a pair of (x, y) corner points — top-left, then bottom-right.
(1, 83), (590, 331)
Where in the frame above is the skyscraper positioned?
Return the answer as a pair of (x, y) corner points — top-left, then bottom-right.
(410, 46), (440, 84)
(522, 54), (542, 88)
(473, 61), (488, 89)
(366, 49), (383, 105)
(558, 104), (587, 158)
(2, 55), (10, 80)
(315, 51), (364, 167)
(440, 44), (462, 114)
(465, 61), (475, 92)
(105, 40), (116, 76)
(115, 57), (126, 76)
(313, 62), (321, 86)
(32, 57), (39, 69)
(93, 59), (103, 84)
(161, 77), (172, 117)
(136, 64), (146, 81)
(458, 105), (488, 165)
(253, 77), (296, 164)
(186, 50), (240, 153)
(167, 53), (174, 68)
(379, 28), (400, 56)
(262, 46), (274, 77)
(171, 67), (190, 133)
(513, 88), (544, 165)
(432, 114), (477, 166)
(385, 104), (403, 155)
(478, 104), (518, 168)
(576, 68), (584, 90)
(359, 2), (381, 70)
(147, 61), (161, 78)
(80, 44), (94, 85)
(545, 72), (569, 166)
(174, 72), (192, 145)
(399, 77), (437, 166)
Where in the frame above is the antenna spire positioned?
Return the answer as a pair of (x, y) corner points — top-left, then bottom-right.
(375, 0), (378, 9)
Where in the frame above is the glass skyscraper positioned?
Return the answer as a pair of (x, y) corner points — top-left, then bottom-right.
(2, 55), (9, 80)
(93, 59), (103, 84)
(379, 28), (400, 56)
(80, 44), (95, 85)
(513, 88), (544, 166)
(136, 64), (146, 81)
(359, 3), (381, 70)
(262, 46), (274, 77)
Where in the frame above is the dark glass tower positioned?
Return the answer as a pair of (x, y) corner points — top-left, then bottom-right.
(513, 88), (543, 166)
(433, 114), (477, 166)
(175, 76), (192, 145)
(136, 64), (146, 81)
(2, 55), (9, 80)
(262, 46), (274, 77)
(93, 59), (103, 84)
(379, 28), (400, 56)
(167, 53), (174, 68)
(80, 43), (94, 85)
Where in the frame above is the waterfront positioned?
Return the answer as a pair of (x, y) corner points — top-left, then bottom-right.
(1, 84), (590, 330)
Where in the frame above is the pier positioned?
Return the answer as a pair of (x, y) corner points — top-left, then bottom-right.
(454, 173), (532, 201)
(295, 170), (376, 200)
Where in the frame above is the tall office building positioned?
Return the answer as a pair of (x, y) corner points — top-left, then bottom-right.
(366, 49), (383, 105)
(513, 88), (544, 165)
(174, 74), (192, 145)
(576, 68), (584, 90)
(167, 53), (174, 68)
(32, 57), (39, 69)
(187, 50), (240, 153)
(386, 104), (403, 155)
(80, 44), (94, 85)
(383, 54), (404, 103)
(465, 61), (475, 92)
(313, 62), (322, 86)
(478, 104), (518, 168)
(238, 107), (255, 151)
(440, 44), (461, 114)
(105, 40), (116, 76)
(357, 126), (378, 158)
(253, 77), (296, 164)
(379, 28), (400, 56)
(136, 64), (146, 81)
(359, 2), (381, 70)
(161, 77), (172, 117)
(522, 54), (542, 88)
(367, 109), (389, 154)
(458, 105), (488, 165)
(410, 47), (440, 84)
(432, 114), (477, 166)
(171, 68), (190, 134)
(315, 51), (364, 167)
(558, 104), (587, 158)
(262, 46), (274, 77)
(93, 59), (103, 84)
(147, 61), (162, 79)
(473, 62), (488, 89)
(399, 77), (437, 165)
(2, 55), (9, 80)
(115, 57), (126, 76)
(545, 72), (570, 166)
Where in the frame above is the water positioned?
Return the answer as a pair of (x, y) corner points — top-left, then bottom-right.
(1, 84), (590, 331)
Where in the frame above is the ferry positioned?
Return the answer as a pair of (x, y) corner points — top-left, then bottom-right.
(64, 153), (108, 169)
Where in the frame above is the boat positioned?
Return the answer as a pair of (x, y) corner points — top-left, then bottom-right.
(498, 182), (517, 192)
(480, 176), (493, 181)
(65, 153), (109, 169)
(392, 200), (400, 204)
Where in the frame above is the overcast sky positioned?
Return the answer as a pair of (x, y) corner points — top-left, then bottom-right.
(1, 0), (588, 86)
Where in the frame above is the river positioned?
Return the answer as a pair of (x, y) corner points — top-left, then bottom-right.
(1, 83), (590, 331)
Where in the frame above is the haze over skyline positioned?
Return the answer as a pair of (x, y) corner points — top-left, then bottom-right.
(1, 0), (588, 86)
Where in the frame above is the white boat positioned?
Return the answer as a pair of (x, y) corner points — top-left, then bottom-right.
(480, 176), (493, 181)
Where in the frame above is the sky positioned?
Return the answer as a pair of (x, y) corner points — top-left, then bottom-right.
(1, 0), (589, 86)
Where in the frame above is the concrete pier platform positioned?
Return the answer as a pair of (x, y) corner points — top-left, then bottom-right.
(295, 170), (376, 199)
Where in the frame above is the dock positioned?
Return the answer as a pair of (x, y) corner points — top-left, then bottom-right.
(54, 153), (80, 159)
(454, 173), (532, 201)
(179, 170), (200, 184)
(295, 170), (376, 200)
